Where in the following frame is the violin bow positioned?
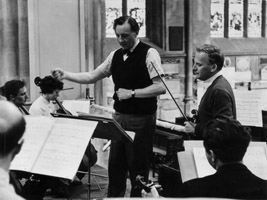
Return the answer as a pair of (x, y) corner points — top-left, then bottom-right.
(151, 62), (189, 122)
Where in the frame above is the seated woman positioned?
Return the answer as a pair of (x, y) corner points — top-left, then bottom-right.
(29, 76), (63, 116)
(30, 76), (97, 195)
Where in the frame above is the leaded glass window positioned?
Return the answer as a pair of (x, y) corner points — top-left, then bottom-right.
(211, 0), (225, 38)
(248, 0), (262, 37)
(105, 0), (146, 38)
(229, 0), (244, 37)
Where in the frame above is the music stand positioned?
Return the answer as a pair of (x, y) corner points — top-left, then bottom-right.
(51, 113), (134, 200)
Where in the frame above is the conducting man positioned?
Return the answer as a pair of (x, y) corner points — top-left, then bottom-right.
(52, 16), (166, 197)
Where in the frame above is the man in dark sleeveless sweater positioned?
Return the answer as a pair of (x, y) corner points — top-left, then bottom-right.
(184, 44), (236, 139)
(51, 16), (166, 197)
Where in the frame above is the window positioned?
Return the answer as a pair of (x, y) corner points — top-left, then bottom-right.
(248, 0), (262, 37)
(210, 0), (266, 38)
(105, 0), (146, 38)
(211, 0), (225, 37)
(228, 0), (244, 37)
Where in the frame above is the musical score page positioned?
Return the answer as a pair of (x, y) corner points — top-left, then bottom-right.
(10, 116), (98, 180)
(234, 90), (267, 126)
(10, 117), (54, 172)
(243, 146), (267, 179)
(193, 146), (267, 180)
(63, 100), (90, 116)
(193, 148), (216, 178)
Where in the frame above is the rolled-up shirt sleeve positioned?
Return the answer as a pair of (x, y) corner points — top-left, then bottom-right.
(94, 50), (115, 77)
(146, 48), (164, 79)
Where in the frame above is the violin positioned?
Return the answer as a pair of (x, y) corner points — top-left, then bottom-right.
(54, 98), (72, 115)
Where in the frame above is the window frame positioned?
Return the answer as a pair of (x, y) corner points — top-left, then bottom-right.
(211, 0), (267, 38)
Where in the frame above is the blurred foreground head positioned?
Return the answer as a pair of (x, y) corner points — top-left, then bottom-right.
(0, 101), (25, 161)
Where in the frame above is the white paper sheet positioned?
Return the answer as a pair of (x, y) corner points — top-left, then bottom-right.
(10, 116), (97, 180)
(63, 100), (90, 116)
(193, 146), (267, 180)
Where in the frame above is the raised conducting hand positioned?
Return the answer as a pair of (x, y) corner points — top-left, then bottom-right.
(51, 68), (65, 81)
(116, 88), (132, 101)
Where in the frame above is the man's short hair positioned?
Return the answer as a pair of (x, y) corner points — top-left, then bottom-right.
(0, 114), (25, 156)
(203, 119), (251, 163)
(1, 80), (25, 101)
(113, 16), (140, 35)
(196, 44), (225, 71)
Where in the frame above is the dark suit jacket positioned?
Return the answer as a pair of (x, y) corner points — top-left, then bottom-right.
(195, 75), (236, 138)
(178, 163), (267, 199)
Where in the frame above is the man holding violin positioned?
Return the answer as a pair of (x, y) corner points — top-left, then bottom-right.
(184, 44), (236, 139)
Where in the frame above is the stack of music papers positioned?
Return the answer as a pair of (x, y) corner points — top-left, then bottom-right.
(178, 141), (267, 182)
(10, 116), (98, 180)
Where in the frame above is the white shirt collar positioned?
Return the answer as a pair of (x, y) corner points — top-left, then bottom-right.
(203, 71), (222, 91)
(204, 71), (222, 85)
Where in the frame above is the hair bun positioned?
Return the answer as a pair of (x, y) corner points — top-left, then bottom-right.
(34, 77), (42, 86)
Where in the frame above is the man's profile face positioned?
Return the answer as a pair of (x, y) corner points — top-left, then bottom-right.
(13, 86), (28, 107)
(193, 52), (214, 81)
(115, 21), (137, 50)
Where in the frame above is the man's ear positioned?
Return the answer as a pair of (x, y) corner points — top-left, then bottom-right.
(211, 64), (218, 72)
(206, 149), (217, 169)
(209, 150), (216, 163)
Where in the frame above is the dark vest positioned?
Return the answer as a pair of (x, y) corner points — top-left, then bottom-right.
(111, 42), (157, 114)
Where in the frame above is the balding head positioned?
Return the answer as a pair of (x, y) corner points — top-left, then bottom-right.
(0, 101), (25, 156)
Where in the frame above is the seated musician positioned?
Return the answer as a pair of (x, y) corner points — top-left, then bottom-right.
(29, 75), (97, 196)
(29, 76), (63, 116)
(143, 119), (267, 199)
(0, 80), (29, 115)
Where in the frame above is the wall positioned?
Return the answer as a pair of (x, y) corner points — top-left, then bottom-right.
(0, 0), (30, 94)
(28, 0), (87, 102)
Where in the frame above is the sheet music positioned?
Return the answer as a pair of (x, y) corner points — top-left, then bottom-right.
(243, 147), (267, 180)
(178, 151), (198, 183)
(10, 117), (54, 172)
(10, 116), (98, 180)
(234, 90), (267, 126)
(193, 148), (216, 178)
(63, 100), (90, 116)
(193, 146), (267, 180)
